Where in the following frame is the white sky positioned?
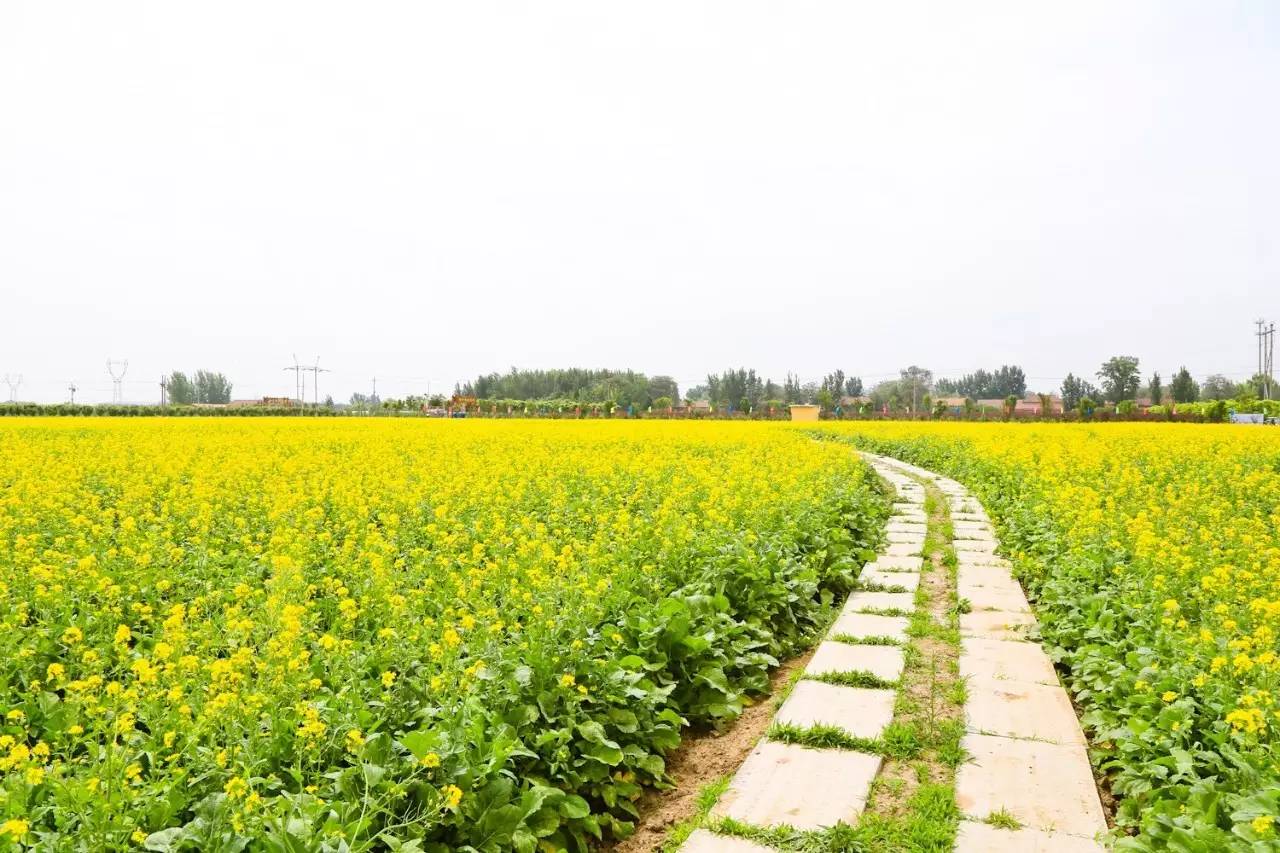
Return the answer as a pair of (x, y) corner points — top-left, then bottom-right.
(2, 1), (1277, 403)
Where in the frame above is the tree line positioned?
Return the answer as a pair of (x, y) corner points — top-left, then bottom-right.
(165, 370), (233, 405)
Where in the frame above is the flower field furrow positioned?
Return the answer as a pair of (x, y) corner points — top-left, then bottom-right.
(0, 419), (887, 851)
(823, 423), (1280, 849)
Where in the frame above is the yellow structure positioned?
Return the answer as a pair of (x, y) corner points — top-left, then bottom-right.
(789, 404), (821, 422)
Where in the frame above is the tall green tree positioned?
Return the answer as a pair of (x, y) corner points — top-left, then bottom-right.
(898, 366), (933, 412)
(844, 376), (864, 397)
(1170, 367), (1198, 403)
(166, 371), (195, 405)
(194, 370), (233, 404)
(1097, 356), (1141, 403)
(1148, 372), (1162, 405)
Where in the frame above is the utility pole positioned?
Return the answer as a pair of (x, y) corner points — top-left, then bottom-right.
(107, 359), (128, 404)
(301, 357), (330, 413)
(68, 381), (77, 404)
(3, 374), (21, 403)
(160, 375), (169, 406)
(284, 355), (303, 408)
(1257, 319), (1276, 400)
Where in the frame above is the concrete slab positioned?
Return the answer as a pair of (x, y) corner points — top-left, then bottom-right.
(957, 565), (1018, 587)
(886, 530), (926, 545)
(956, 734), (1107, 837)
(966, 677), (1085, 745)
(886, 521), (927, 534)
(956, 553), (1013, 569)
(953, 520), (994, 532)
(960, 638), (1059, 686)
(713, 741), (881, 830)
(862, 570), (920, 593)
(963, 584), (1030, 613)
(844, 591), (915, 613)
(807, 642), (904, 681)
(951, 511), (989, 522)
(960, 610), (1036, 641)
(953, 528), (996, 540)
(954, 538), (998, 553)
(954, 822), (1105, 852)
(775, 681), (896, 737)
(829, 611), (909, 642)
(681, 830), (777, 853)
(868, 555), (924, 572)
(884, 542), (924, 557)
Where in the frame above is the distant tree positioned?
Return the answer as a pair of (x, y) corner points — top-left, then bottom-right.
(167, 371), (195, 405)
(427, 394), (446, 408)
(685, 384), (709, 402)
(1061, 373), (1102, 411)
(1097, 356), (1141, 403)
(820, 370), (846, 402)
(1078, 396), (1097, 419)
(1201, 374), (1236, 400)
(899, 366), (933, 412)
(783, 373), (804, 404)
(1170, 367), (1198, 403)
(1003, 395), (1017, 419)
(652, 396), (672, 411)
(646, 375), (679, 405)
(845, 376), (864, 397)
(323, 395), (334, 409)
(1242, 372), (1275, 400)
(1037, 393), (1052, 415)
(816, 389), (834, 411)
(935, 365), (1023, 399)
(1148, 372), (1162, 405)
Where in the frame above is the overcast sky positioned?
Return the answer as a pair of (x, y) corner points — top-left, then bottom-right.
(2, 2), (1277, 403)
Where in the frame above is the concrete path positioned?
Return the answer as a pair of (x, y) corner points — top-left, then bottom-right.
(681, 453), (1107, 851)
(868, 455), (1107, 852)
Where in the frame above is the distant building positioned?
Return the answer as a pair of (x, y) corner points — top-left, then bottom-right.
(688, 399), (712, 412)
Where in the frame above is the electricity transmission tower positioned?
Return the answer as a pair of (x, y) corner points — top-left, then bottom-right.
(301, 358), (331, 413)
(284, 355), (304, 407)
(68, 382), (77, 404)
(107, 359), (128, 404)
(3, 374), (21, 403)
(1257, 319), (1276, 399)
(159, 375), (169, 406)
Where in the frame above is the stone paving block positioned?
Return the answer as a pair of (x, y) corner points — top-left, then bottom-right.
(953, 520), (993, 532)
(953, 527), (996, 540)
(869, 555), (924, 572)
(884, 542), (924, 557)
(957, 565), (1018, 587)
(961, 610), (1036, 641)
(962, 584), (1030, 613)
(776, 681), (896, 736)
(886, 530), (926, 545)
(681, 829), (777, 853)
(892, 502), (922, 512)
(965, 676), (1084, 744)
(712, 740), (881, 830)
(845, 591), (915, 613)
(807, 641), (904, 681)
(954, 538), (998, 553)
(862, 569), (920, 593)
(956, 734), (1106, 837)
(952, 512), (990, 522)
(956, 552), (1013, 568)
(960, 637), (1059, 686)
(829, 611), (909, 642)
(886, 521), (928, 534)
(954, 822), (1105, 852)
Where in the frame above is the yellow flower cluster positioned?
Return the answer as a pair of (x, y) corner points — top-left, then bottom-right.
(0, 417), (870, 845)
(824, 421), (1280, 846)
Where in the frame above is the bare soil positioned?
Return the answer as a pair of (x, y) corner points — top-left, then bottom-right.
(606, 645), (818, 852)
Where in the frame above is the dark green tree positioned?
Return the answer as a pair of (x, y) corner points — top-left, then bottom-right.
(1097, 356), (1141, 403)
(1061, 373), (1102, 410)
(1170, 367), (1198, 403)
(1148, 372), (1162, 405)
